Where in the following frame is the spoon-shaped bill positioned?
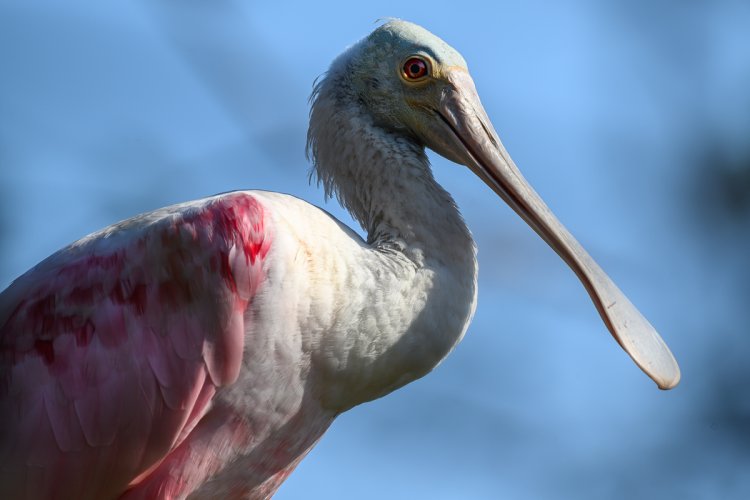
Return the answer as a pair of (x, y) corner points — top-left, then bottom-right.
(437, 70), (680, 390)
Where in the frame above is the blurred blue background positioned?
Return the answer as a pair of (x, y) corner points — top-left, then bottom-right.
(1, 1), (749, 498)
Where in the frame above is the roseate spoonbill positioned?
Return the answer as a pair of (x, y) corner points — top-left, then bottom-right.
(0, 20), (679, 499)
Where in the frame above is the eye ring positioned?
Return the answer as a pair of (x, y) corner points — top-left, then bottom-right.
(401, 56), (430, 81)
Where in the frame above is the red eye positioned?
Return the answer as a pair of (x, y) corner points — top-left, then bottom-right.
(402, 57), (429, 80)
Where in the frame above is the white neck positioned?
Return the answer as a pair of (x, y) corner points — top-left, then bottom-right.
(308, 74), (473, 264)
(306, 74), (478, 410)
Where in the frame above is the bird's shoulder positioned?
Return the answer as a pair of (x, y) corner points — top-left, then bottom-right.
(0, 190), (271, 335)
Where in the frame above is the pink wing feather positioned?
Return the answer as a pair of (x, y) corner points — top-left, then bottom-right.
(0, 192), (271, 499)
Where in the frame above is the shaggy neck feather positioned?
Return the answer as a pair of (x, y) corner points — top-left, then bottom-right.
(307, 72), (473, 266)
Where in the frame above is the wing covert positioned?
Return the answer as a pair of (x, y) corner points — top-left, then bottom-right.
(0, 192), (271, 499)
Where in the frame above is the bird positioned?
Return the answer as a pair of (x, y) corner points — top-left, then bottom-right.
(0, 20), (680, 499)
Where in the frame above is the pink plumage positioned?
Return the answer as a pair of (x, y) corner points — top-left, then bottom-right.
(1, 193), (271, 499)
